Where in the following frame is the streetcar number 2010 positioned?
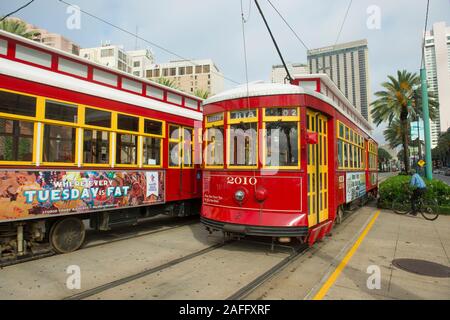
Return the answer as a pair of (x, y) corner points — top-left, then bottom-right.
(226, 177), (257, 185)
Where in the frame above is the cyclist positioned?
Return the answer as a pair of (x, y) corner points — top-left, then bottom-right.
(410, 169), (427, 216)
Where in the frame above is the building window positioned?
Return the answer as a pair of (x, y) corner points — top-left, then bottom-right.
(83, 130), (109, 164)
(203, 65), (210, 73)
(186, 66), (193, 74)
(116, 134), (137, 165)
(133, 61), (140, 68)
(43, 125), (76, 163)
(0, 91), (36, 117)
(179, 67), (185, 75)
(195, 65), (202, 74)
(170, 68), (176, 76)
(0, 118), (34, 162)
(162, 68), (169, 77)
(154, 69), (160, 77)
(146, 70), (153, 78)
(101, 48), (114, 57)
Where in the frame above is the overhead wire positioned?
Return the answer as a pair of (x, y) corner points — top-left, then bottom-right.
(0, 0), (35, 23)
(57, 0), (240, 85)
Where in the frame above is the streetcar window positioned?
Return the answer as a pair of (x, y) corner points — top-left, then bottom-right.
(43, 125), (76, 163)
(338, 140), (344, 168)
(169, 125), (180, 140)
(117, 114), (139, 132)
(93, 68), (118, 87)
(45, 101), (78, 123)
(169, 125), (181, 167)
(228, 123), (257, 167)
(58, 57), (88, 78)
(122, 78), (142, 93)
(143, 137), (161, 166)
(343, 143), (348, 168)
(0, 39), (7, 55)
(144, 119), (163, 136)
(116, 134), (137, 165)
(265, 122), (298, 167)
(0, 91), (36, 117)
(146, 85), (164, 100)
(83, 130), (110, 164)
(167, 92), (182, 105)
(185, 98), (198, 110)
(85, 108), (111, 128)
(0, 118), (33, 162)
(183, 128), (193, 167)
(15, 44), (52, 68)
(205, 127), (224, 167)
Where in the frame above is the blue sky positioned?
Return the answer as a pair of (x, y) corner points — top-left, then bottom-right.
(2, 0), (450, 143)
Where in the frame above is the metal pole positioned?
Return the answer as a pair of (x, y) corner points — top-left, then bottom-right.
(420, 68), (433, 180)
(254, 0), (293, 82)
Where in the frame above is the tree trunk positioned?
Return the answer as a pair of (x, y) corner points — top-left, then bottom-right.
(400, 107), (410, 173)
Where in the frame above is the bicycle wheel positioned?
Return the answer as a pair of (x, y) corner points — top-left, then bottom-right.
(392, 197), (411, 215)
(420, 199), (440, 221)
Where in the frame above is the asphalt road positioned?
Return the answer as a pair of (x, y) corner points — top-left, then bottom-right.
(434, 173), (450, 186)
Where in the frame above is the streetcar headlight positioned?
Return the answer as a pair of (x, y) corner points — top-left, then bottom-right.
(234, 190), (245, 202)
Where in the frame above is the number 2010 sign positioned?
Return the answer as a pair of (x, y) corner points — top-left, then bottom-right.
(227, 176), (258, 185)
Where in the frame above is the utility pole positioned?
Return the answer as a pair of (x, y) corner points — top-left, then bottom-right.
(420, 68), (433, 180)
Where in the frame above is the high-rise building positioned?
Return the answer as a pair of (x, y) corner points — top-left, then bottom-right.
(127, 49), (154, 78)
(271, 63), (309, 83)
(80, 44), (154, 76)
(145, 59), (224, 95)
(80, 42), (133, 73)
(10, 17), (80, 55)
(307, 39), (371, 121)
(424, 22), (450, 148)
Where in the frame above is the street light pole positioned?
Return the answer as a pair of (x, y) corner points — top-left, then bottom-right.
(420, 68), (433, 180)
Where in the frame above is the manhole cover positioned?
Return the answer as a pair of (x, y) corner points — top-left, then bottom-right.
(392, 259), (450, 278)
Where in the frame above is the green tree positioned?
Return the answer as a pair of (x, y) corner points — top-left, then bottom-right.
(152, 77), (178, 89)
(378, 147), (392, 172)
(0, 18), (39, 39)
(193, 88), (210, 99)
(371, 70), (438, 173)
(432, 128), (450, 167)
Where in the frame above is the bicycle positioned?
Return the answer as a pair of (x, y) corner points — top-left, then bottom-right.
(391, 184), (440, 221)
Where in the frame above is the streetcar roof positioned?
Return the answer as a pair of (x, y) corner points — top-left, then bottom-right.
(204, 82), (375, 140)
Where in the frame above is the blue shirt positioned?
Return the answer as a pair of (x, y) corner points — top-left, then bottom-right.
(410, 173), (426, 189)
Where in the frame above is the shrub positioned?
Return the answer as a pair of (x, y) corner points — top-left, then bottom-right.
(378, 174), (450, 214)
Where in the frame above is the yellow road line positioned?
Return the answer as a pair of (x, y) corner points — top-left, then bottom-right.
(313, 210), (381, 300)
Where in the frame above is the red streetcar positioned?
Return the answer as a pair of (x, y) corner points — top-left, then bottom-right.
(201, 76), (378, 246)
(0, 30), (203, 257)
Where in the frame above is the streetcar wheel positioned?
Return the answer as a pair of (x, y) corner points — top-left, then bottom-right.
(392, 198), (410, 215)
(420, 200), (440, 221)
(49, 217), (85, 254)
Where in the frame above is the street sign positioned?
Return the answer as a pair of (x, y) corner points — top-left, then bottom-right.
(418, 160), (426, 167)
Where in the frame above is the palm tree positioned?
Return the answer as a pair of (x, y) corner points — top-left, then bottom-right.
(371, 70), (438, 173)
(383, 118), (406, 149)
(152, 77), (178, 89)
(0, 18), (39, 39)
(194, 88), (210, 99)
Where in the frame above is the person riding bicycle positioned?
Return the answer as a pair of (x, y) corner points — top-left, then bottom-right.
(410, 169), (427, 216)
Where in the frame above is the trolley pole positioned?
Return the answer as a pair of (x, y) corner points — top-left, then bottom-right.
(420, 68), (433, 180)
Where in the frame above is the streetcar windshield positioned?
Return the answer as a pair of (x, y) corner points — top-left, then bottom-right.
(228, 122), (257, 167)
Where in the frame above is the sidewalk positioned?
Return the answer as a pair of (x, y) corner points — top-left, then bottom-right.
(321, 210), (450, 300)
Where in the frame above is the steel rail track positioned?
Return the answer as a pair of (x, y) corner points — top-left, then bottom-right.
(0, 217), (200, 268)
(63, 242), (230, 300)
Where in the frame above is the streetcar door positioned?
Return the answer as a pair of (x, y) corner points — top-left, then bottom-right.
(306, 110), (329, 227)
